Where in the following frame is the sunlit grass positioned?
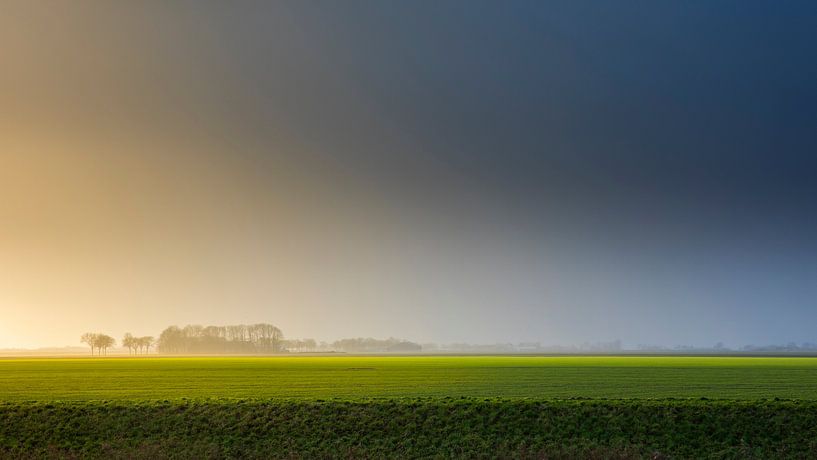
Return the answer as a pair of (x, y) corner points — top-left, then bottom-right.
(2, 355), (817, 401)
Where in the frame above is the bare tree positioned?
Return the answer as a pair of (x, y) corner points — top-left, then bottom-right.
(138, 336), (155, 354)
(270, 325), (283, 352)
(80, 332), (116, 356)
(96, 334), (116, 356)
(183, 325), (204, 340)
(157, 326), (185, 353)
(81, 333), (97, 356)
(202, 326), (224, 339)
(122, 333), (136, 355)
(156, 323), (284, 354)
(303, 338), (317, 352)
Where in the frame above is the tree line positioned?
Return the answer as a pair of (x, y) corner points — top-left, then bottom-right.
(157, 323), (284, 354)
(153, 327), (422, 354)
(79, 326), (424, 355)
(122, 333), (155, 354)
(328, 337), (421, 353)
(80, 333), (116, 356)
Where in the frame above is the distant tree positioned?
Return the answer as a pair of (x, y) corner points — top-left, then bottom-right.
(81, 332), (97, 356)
(153, 323), (285, 355)
(386, 341), (422, 352)
(96, 334), (116, 355)
(302, 338), (317, 352)
(122, 333), (136, 355)
(421, 343), (440, 352)
(202, 326), (224, 339)
(226, 325), (246, 343)
(158, 326), (185, 354)
(284, 338), (317, 352)
(330, 337), (403, 353)
(251, 323), (283, 353)
(138, 336), (155, 354)
(183, 324), (204, 340)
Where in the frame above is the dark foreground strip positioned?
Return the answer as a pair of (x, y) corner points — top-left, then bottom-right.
(1, 399), (815, 459)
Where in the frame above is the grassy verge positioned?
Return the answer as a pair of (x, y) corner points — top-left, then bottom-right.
(2, 398), (815, 459)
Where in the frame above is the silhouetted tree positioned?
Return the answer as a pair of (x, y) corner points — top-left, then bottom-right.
(158, 326), (185, 353)
(81, 332), (97, 356)
(138, 336), (155, 354)
(96, 334), (115, 355)
(80, 333), (116, 356)
(330, 337), (421, 353)
(122, 333), (136, 354)
(283, 338), (318, 352)
(157, 323), (284, 354)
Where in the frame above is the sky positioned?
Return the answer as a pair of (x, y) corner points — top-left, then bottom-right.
(1, 1), (816, 349)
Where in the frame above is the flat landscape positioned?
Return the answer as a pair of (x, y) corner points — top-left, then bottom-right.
(3, 355), (817, 401)
(4, 356), (817, 458)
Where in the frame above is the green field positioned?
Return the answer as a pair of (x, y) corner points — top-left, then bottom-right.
(2, 355), (817, 401)
(4, 356), (817, 458)
(4, 399), (817, 459)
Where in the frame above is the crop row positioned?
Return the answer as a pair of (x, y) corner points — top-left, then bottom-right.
(2, 398), (815, 459)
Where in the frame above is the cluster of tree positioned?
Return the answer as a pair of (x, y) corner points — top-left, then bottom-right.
(281, 338), (318, 352)
(636, 343), (729, 352)
(421, 342), (516, 353)
(157, 324), (283, 354)
(421, 340), (623, 353)
(635, 342), (817, 353)
(122, 333), (155, 354)
(741, 343), (817, 352)
(80, 333), (116, 356)
(69, 331), (817, 356)
(328, 337), (422, 353)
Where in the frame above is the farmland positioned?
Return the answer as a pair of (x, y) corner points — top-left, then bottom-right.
(3, 356), (817, 458)
(2, 355), (817, 401)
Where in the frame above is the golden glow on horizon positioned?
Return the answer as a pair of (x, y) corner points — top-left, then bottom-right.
(0, 126), (422, 348)
(0, 129), (312, 348)
(0, 2), (565, 349)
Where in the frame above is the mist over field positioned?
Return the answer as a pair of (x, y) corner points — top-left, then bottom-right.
(2, 1), (817, 350)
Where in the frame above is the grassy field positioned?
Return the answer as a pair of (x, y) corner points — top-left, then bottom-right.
(2, 355), (817, 401)
(4, 356), (817, 458)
